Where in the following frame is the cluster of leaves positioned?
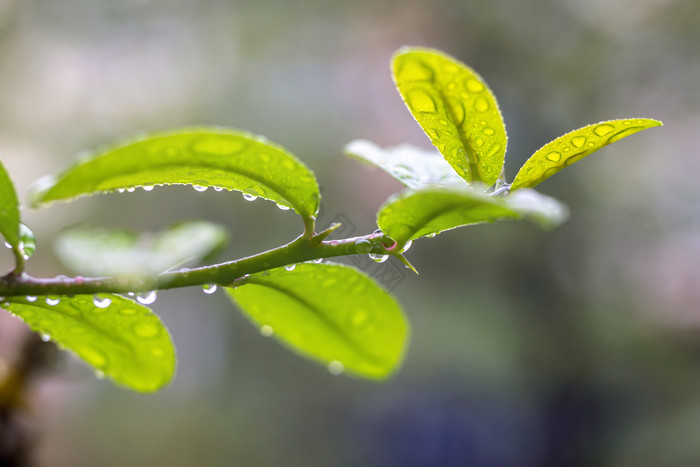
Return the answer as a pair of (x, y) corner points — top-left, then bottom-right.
(0, 48), (660, 392)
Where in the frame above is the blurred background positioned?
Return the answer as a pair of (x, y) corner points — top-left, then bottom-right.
(0, 0), (698, 465)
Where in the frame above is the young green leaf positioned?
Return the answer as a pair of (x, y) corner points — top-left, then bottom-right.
(512, 118), (662, 190)
(2, 294), (175, 392)
(225, 263), (409, 379)
(392, 47), (507, 186)
(29, 128), (320, 218)
(54, 221), (227, 280)
(377, 187), (567, 245)
(344, 140), (465, 189)
(0, 156), (20, 249)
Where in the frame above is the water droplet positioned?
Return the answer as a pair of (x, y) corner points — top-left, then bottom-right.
(562, 146), (570, 152)
(260, 325), (274, 337)
(438, 119), (448, 126)
(213, 186), (224, 192)
(354, 239), (372, 254)
(26, 296), (37, 302)
(284, 264), (296, 271)
(483, 127), (495, 136)
(136, 291), (157, 305)
(242, 193), (258, 201)
(133, 321), (160, 338)
(276, 203), (291, 211)
(117, 188), (126, 193)
(328, 361), (344, 375)
(465, 79), (485, 92)
(45, 297), (60, 306)
(587, 142), (595, 147)
(94, 370), (105, 379)
(127, 292), (135, 297)
(142, 185), (154, 192)
(93, 295), (111, 308)
(446, 82), (457, 91)
(312, 258), (323, 264)
(546, 151), (562, 162)
(426, 233), (437, 238)
(473, 137), (484, 148)
(571, 136), (587, 148)
(593, 124), (614, 136)
(126, 187), (136, 193)
(407, 89), (437, 113)
(425, 129), (439, 141)
(193, 185), (208, 192)
(4, 242), (11, 249)
(202, 284), (218, 294)
(400, 240), (413, 253)
(368, 253), (388, 263)
(41, 333), (51, 342)
(474, 97), (489, 112)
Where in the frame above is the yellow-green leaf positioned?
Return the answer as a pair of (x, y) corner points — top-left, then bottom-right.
(377, 187), (568, 245)
(3, 294), (175, 392)
(225, 263), (409, 379)
(512, 118), (662, 190)
(29, 127), (320, 218)
(0, 157), (20, 249)
(392, 47), (507, 185)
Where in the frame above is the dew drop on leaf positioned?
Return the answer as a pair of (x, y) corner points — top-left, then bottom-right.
(41, 333), (51, 342)
(213, 186), (224, 192)
(133, 322), (160, 338)
(4, 242), (11, 249)
(127, 187), (136, 193)
(474, 97), (489, 112)
(45, 297), (61, 306)
(312, 258), (323, 264)
(328, 361), (344, 376)
(142, 185), (154, 192)
(571, 136), (587, 148)
(26, 296), (37, 302)
(242, 193), (257, 201)
(202, 284), (218, 294)
(260, 325), (274, 337)
(407, 89), (437, 113)
(483, 127), (495, 136)
(276, 203), (291, 211)
(400, 240), (413, 253)
(465, 78), (485, 92)
(546, 152), (562, 162)
(593, 124), (614, 136)
(193, 185), (208, 192)
(284, 264), (296, 271)
(136, 291), (157, 305)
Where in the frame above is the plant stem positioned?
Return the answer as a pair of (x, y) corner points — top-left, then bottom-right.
(0, 231), (395, 297)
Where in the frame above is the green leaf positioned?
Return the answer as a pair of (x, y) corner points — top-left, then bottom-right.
(344, 140), (465, 189)
(392, 47), (507, 186)
(54, 221), (227, 280)
(2, 294), (175, 392)
(512, 118), (662, 190)
(225, 262), (409, 379)
(0, 157), (20, 248)
(29, 127), (320, 218)
(377, 186), (568, 245)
